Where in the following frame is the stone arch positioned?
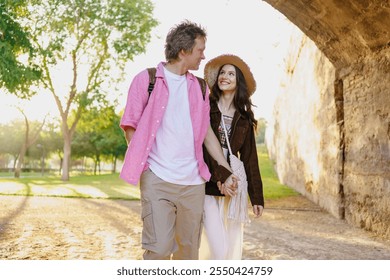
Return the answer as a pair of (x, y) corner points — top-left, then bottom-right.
(263, 0), (390, 238)
(264, 0), (390, 68)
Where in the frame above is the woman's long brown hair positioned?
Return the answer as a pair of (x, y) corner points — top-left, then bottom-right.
(210, 64), (258, 129)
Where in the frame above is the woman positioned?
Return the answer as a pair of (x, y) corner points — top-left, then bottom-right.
(200, 54), (264, 260)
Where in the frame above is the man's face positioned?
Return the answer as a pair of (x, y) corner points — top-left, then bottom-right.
(182, 36), (206, 71)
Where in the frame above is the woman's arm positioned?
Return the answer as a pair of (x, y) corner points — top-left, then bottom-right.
(240, 125), (264, 207)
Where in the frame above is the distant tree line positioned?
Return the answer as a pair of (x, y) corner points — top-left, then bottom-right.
(0, 106), (127, 176)
(0, 0), (157, 179)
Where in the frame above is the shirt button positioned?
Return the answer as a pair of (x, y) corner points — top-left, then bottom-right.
(141, 162), (144, 165)
(156, 120), (160, 123)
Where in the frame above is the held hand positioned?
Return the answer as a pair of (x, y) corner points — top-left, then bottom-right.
(253, 205), (264, 218)
(217, 181), (234, 196)
(223, 182), (237, 197)
(225, 174), (238, 190)
(217, 175), (238, 197)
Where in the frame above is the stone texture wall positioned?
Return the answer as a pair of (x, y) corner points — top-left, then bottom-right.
(266, 30), (341, 218)
(267, 29), (390, 237)
(340, 48), (390, 236)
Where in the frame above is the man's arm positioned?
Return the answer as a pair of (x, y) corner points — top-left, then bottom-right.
(203, 126), (230, 170)
(204, 125), (237, 195)
(124, 126), (135, 145)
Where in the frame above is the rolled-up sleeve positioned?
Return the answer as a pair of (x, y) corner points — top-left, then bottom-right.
(120, 70), (149, 131)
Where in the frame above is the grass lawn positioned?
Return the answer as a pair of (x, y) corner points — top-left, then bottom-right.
(0, 145), (298, 201)
(257, 144), (299, 200)
(0, 173), (140, 200)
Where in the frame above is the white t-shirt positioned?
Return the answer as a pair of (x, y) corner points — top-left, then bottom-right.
(147, 66), (204, 185)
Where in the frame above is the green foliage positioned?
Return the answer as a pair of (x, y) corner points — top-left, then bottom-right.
(0, 0), (41, 95)
(18, 0), (158, 180)
(0, 122), (25, 167)
(29, 0), (158, 70)
(38, 120), (63, 158)
(255, 118), (267, 144)
(0, 118), (63, 174)
(71, 106), (127, 172)
(257, 144), (299, 199)
(0, 122), (23, 155)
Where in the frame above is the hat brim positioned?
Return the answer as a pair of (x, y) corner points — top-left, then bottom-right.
(204, 54), (256, 95)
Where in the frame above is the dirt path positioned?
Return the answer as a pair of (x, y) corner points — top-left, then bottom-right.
(1, 195), (389, 260)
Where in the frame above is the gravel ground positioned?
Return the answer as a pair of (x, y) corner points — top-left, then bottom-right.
(1, 195), (390, 260)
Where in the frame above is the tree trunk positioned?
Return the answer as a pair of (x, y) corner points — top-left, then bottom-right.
(14, 110), (46, 178)
(13, 155), (18, 170)
(61, 133), (71, 181)
(93, 160), (97, 175)
(112, 156), (117, 173)
(15, 111), (30, 178)
(14, 144), (27, 178)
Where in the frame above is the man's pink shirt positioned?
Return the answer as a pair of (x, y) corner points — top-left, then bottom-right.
(120, 62), (211, 185)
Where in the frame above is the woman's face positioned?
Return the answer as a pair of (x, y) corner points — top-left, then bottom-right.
(217, 64), (237, 93)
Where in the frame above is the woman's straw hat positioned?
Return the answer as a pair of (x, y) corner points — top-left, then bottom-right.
(204, 54), (256, 95)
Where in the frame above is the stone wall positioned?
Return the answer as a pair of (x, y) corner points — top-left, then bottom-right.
(340, 48), (390, 236)
(263, 0), (390, 69)
(266, 30), (341, 218)
(267, 28), (390, 237)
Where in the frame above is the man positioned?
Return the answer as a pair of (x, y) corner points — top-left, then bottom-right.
(120, 21), (236, 260)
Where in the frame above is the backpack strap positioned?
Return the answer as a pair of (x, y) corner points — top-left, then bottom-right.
(196, 76), (207, 100)
(147, 67), (157, 96)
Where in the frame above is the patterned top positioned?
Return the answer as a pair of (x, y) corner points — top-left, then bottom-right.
(218, 114), (233, 152)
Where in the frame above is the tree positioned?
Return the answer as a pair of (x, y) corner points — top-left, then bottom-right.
(14, 108), (46, 177)
(23, 0), (157, 180)
(101, 110), (127, 173)
(0, 121), (24, 169)
(40, 120), (63, 174)
(0, 0), (41, 96)
(72, 105), (126, 174)
(0, 117), (63, 174)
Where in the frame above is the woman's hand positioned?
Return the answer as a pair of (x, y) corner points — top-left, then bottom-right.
(217, 175), (238, 196)
(253, 205), (264, 218)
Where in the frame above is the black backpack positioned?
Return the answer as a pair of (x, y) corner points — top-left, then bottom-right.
(146, 68), (206, 100)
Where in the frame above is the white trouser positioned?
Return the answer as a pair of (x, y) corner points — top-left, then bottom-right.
(200, 195), (243, 260)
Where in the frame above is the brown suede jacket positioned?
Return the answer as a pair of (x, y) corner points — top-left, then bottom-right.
(203, 101), (264, 207)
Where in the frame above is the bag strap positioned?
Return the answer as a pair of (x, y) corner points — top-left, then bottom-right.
(147, 67), (157, 96)
(220, 110), (233, 156)
(196, 76), (206, 100)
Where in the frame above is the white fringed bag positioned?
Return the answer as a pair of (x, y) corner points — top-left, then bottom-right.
(220, 114), (250, 224)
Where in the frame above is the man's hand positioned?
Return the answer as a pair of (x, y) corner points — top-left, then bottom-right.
(217, 175), (238, 197)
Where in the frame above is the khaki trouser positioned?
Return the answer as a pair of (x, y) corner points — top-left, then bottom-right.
(140, 169), (205, 260)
